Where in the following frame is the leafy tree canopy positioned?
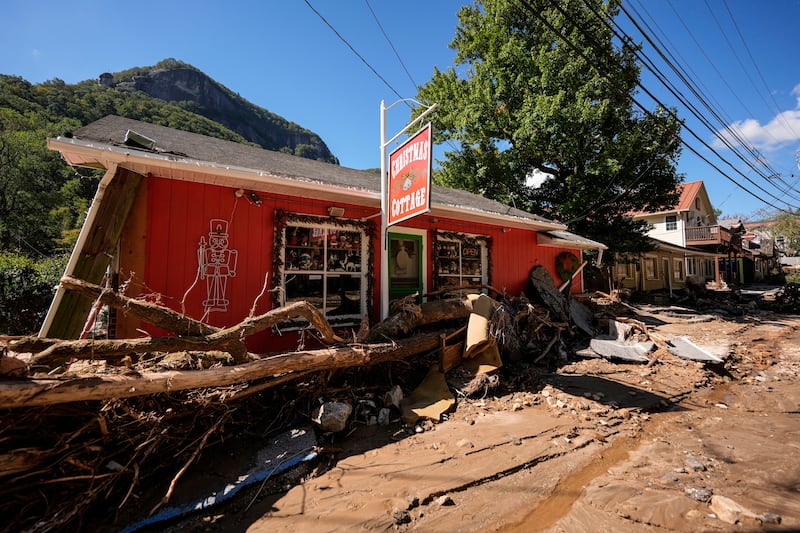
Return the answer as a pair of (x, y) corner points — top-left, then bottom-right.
(753, 208), (800, 256)
(414, 0), (684, 258)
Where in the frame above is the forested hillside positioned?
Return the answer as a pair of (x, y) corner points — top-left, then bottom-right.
(0, 59), (337, 334)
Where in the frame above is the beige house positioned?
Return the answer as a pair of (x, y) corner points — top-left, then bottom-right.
(618, 180), (740, 292)
(614, 239), (688, 295)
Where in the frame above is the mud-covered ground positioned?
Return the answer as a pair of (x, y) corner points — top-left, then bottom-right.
(124, 300), (800, 533)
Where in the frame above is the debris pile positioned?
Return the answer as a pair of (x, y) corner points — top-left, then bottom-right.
(0, 267), (761, 532)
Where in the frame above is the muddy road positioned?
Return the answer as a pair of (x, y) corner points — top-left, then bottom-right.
(134, 306), (800, 533)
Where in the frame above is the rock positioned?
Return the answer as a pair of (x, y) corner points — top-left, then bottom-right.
(384, 385), (403, 409)
(392, 509), (411, 525)
(378, 408), (391, 426)
(436, 495), (455, 506)
(456, 438), (474, 448)
(684, 454), (706, 471)
(662, 472), (679, 482)
(685, 486), (713, 502)
(761, 512), (782, 525)
(311, 401), (352, 433)
(709, 494), (761, 525)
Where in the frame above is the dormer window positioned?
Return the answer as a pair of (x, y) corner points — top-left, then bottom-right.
(665, 215), (677, 231)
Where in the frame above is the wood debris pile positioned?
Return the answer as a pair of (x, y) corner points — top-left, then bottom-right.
(1, 269), (586, 532)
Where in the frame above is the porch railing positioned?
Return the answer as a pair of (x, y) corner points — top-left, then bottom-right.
(685, 225), (734, 247)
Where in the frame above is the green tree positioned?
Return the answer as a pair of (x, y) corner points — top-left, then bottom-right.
(415, 0), (683, 258)
(0, 110), (85, 254)
(0, 251), (67, 334)
(754, 208), (800, 256)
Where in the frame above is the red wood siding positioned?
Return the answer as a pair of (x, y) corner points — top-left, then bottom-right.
(142, 179), (276, 347)
(135, 177), (382, 353)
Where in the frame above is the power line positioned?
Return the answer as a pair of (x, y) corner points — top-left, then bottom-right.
(628, 0), (782, 181)
(626, 1), (800, 204)
(364, 0), (418, 92)
(720, 0), (800, 141)
(303, 0), (404, 101)
(513, 0), (794, 213)
(580, 0), (798, 210)
(612, 1), (799, 204)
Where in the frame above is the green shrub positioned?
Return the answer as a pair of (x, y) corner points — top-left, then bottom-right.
(785, 272), (800, 285)
(768, 282), (800, 314)
(0, 252), (67, 335)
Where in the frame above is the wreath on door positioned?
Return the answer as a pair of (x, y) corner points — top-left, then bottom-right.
(555, 251), (580, 283)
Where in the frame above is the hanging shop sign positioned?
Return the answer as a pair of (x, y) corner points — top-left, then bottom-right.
(387, 123), (432, 227)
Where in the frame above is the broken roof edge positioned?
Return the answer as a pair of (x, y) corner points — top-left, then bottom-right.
(537, 230), (607, 250)
(49, 136), (567, 232)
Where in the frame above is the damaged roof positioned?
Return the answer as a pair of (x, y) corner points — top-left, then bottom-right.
(537, 230), (607, 250)
(52, 115), (566, 231)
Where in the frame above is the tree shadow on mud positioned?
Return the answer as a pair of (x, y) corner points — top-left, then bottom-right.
(546, 373), (689, 412)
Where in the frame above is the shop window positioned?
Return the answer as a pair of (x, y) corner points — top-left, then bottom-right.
(665, 215), (677, 231)
(433, 230), (490, 296)
(274, 211), (373, 327)
(644, 257), (658, 280)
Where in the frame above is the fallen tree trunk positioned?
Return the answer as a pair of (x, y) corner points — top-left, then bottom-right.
(60, 275), (220, 336)
(0, 332), (442, 409)
(28, 300), (345, 367)
(366, 298), (473, 342)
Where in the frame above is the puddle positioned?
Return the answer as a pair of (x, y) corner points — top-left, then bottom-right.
(497, 429), (643, 532)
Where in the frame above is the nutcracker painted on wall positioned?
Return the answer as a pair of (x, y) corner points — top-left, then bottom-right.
(198, 219), (238, 313)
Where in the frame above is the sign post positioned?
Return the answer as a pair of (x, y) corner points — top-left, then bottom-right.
(380, 100), (437, 319)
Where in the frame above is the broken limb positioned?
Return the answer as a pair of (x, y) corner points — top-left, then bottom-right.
(0, 332), (443, 408)
(27, 300), (344, 368)
(366, 298), (473, 342)
(59, 275), (219, 336)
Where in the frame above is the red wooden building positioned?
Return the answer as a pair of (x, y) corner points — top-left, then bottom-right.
(42, 116), (605, 353)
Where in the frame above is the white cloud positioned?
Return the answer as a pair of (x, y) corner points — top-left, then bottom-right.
(712, 86), (800, 153)
(525, 168), (553, 188)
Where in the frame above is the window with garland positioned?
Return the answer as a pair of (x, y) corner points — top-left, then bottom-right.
(432, 230), (491, 296)
(274, 211), (374, 327)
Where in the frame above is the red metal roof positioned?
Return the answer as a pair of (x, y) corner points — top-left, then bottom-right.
(676, 180), (704, 211)
(629, 180), (705, 217)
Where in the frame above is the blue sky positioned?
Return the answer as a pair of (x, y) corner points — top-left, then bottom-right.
(2, 0), (799, 220)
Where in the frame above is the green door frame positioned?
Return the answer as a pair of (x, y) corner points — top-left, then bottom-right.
(388, 232), (423, 303)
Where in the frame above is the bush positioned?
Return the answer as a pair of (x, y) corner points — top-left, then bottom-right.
(767, 282), (800, 314)
(785, 271), (800, 285)
(0, 252), (67, 335)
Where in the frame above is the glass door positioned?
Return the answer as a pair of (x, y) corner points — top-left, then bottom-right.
(388, 232), (423, 304)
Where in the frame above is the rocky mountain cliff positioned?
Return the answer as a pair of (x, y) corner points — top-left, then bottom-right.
(108, 60), (338, 164)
